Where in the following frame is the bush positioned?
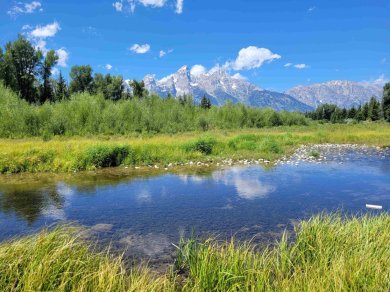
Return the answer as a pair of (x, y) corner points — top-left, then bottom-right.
(184, 137), (217, 155)
(78, 145), (131, 169)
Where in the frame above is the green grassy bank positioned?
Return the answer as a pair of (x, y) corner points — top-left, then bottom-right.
(0, 123), (389, 174)
(0, 214), (388, 291)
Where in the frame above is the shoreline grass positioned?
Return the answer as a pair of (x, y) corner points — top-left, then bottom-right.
(0, 214), (388, 291)
(0, 123), (389, 174)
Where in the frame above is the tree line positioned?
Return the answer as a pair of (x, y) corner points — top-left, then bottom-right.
(306, 85), (390, 123)
(0, 35), (152, 103)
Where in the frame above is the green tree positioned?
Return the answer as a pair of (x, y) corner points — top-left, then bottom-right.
(382, 83), (390, 122)
(2, 36), (42, 103)
(348, 107), (357, 119)
(200, 95), (211, 109)
(129, 80), (147, 98)
(55, 71), (68, 101)
(94, 74), (124, 100)
(69, 65), (94, 94)
(368, 96), (380, 121)
(40, 50), (58, 103)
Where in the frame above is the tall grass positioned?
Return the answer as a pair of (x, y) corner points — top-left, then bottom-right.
(0, 227), (173, 291)
(0, 214), (388, 291)
(176, 213), (390, 291)
(0, 123), (389, 173)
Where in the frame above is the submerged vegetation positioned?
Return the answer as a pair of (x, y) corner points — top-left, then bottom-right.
(0, 214), (388, 291)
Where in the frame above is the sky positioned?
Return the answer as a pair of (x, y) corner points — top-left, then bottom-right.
(0, 0), (389, 91)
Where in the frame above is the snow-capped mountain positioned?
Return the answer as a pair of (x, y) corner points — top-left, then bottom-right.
(286, 80), (384, 109)
(143, 66), (313, 112)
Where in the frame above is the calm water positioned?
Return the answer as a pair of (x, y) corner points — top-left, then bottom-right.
(0, 148), (389, 265)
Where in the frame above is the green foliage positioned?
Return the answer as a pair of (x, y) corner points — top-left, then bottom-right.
(184, 137), (217, 155)
(0, 35), (42, 103)
(39, 50), (58, 103)
(176, 214), (390, 291)
(93, 73), (124, 100)
(0, 84), (310, 138)
(69, 65), (94, 94)
(130, 79), (147, 98)
(78, 145), (131, 169)
(382, 83), (390, 122)
(200, 95), (211, 109)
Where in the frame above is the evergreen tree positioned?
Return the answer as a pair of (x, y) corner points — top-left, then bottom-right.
(368, 96), (380, 121)
(348, 107), (357, 119)
(382, 83), (390, 122)
(55, 71), (68, 101)
(200, 95), (211, 109)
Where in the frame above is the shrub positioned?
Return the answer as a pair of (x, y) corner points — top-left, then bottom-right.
(78, 145), (131, 169)
(184, 137), (217, 155)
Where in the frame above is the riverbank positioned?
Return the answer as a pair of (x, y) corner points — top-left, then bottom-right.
(0, 123), (389, 174)
(0, 214), (388, 291)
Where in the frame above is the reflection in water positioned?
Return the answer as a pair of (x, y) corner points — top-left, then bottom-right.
(0, 149), (389, 262)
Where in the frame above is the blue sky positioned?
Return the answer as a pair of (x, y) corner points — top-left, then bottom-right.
(1, 0), (389, 91)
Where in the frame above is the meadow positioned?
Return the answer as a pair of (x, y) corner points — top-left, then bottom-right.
(0, 123), (389, 173)
(0, 213), (388, 291)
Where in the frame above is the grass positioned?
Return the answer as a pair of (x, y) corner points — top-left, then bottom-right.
(0, 214), (388, 291)
(0, 123), (389, 174)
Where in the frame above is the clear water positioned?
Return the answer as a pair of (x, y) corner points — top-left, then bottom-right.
(0, 148), (389, 266)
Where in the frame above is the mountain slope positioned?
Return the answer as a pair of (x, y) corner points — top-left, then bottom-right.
(286, 80), (383, 109)
(143, 66), (313, 112)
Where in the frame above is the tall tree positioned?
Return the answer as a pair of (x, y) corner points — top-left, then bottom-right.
(69, 65), (94, 94)
(130, 80), (147, 98)
(55, 71), (68, 101)
(382, 83), (390, 122)
(2, 36), (42, 103)
(93, 73), (124, 100)
(200, 95), (211, 109)
(367, 96), (380, 121)
(40, 50), (58, 103)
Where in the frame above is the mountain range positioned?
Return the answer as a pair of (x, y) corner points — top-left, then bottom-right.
(132, 66), (385, 112)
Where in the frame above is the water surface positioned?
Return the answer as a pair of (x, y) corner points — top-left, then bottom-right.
(0, 147), (389, 265)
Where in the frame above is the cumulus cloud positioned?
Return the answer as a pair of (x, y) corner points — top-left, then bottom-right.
(175, 0), (184, 14)
(130, 43), (151, 54)
(112, 1), (123, 11)
(294, 63), (308, 69)
(30, 22), (61, 38)
(105, 64), (113, 70)
(226, 46), (281, 71)
(190, 64), (207, 76)
(7, 1), (42, 17)
(231, 73), (246, 80)
(56, 48), (69, 67)
(284, 63), (293, 67)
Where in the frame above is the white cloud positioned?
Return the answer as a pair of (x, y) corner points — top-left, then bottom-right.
(159, 50), (166, 58)
(284, 63), (293, 67)
(227, 46), (281, 71)
(7, 1), (42, 17)
(294, 63), (308, 69)
(113, 0), (183, 14)
(51, 67), (60, 76)
(56, 48), (69, 67)
(381, 57), (387, 64)
(175, 0), (184, 14)
(30, 22), (61, 38)
(105, 64), (113, 70)
(308, 6), (316, 13)
(112, 1), (123, 11)
(190, 65), (207, 76)
(159, 49), (173, 58)
(130, 43), (151, 54)
(138, 0), (166, 7)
